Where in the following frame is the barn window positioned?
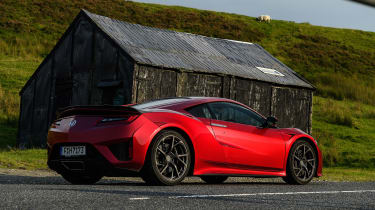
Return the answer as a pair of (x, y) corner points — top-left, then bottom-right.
(97, 80), (124, 105)
(113, 89), (125, 105)
(256, 67), (285, 77)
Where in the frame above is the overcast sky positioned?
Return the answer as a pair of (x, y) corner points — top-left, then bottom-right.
(134, 0), (375, 32)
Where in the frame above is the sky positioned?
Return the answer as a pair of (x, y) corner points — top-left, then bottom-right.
(134, 0), (375, 32)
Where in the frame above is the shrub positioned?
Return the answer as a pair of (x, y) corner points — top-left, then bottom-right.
(309, 72), (375, 106)
(315, 98), (354, 127)
(365, 110), (375, 119)
(0, 84), (19, 127)
(312, 129), (339, 167)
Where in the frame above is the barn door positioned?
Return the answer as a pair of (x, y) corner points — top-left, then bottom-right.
(271, 87), (312, 133)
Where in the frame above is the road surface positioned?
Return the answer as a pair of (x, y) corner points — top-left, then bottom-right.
(0, 170), (374, 209)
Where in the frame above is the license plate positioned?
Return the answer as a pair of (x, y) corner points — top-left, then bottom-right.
(60, 146), (86, 157)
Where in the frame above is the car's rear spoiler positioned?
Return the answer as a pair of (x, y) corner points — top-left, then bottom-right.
(57, 105), (141, 118)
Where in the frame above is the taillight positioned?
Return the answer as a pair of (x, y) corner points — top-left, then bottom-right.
(51, 120), (62, 128)
(101, 117), (128, 123)
(99, 115), (139, 124)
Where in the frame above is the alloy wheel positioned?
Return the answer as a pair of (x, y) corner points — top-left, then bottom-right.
(154, 134), (189, 181)
(292, 143), (316, 182)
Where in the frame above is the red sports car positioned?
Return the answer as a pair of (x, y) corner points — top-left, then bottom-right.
(47, 97), (322, 185)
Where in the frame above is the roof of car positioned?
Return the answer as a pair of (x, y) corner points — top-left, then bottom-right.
(130, 97), (234, 110)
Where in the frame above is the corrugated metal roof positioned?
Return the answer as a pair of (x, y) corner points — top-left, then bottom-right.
(84, 10), (314, 89)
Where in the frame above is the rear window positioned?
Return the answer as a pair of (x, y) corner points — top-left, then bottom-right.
(186, 104), (212, 119)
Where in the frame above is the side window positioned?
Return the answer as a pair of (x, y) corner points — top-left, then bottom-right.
(207, 102), (265, 127)
(186, 104), (212, 119)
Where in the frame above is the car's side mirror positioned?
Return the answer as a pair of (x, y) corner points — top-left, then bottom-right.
(263, 116), (278, 128)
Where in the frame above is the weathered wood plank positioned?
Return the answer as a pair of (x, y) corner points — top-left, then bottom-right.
(136, 65), (163, 103)
(176, 72), (188, 97)
(271, 87), (311, 132)
(232, 78), (272, 117)
(248, 81), (272, 117)
(132, 64), (139, 103)
(185, 73), (222, 97)
(222, 76), (231, 99)
(160, 70), (177, 98)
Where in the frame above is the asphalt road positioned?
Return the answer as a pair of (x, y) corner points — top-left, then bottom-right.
(0, 172), (374, 209)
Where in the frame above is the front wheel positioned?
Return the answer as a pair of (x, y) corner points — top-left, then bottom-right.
(141, 130), (191, 186)
(283, 140), (317, 185)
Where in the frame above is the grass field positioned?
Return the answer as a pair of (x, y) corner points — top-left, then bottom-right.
(0, 148), (46, 170)
(322, 167), (375, 182)
(1, 0), (375, 106)
(0, 1), (374, 180)
(313, 97), (375, 168)
(0, 57), (39, 148)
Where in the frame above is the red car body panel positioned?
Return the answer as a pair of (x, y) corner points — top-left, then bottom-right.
(47, 97), (322, 178)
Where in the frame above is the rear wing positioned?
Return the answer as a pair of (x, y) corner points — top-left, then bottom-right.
(57, 105), (141, 118)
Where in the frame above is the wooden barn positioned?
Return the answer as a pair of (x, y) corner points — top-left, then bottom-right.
(18, 10), (315, 147)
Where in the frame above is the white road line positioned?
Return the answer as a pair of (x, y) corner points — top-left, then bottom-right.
(169, 190), (375, 199)
(127, 190), (375, 200)
(129, 197), (150, 200)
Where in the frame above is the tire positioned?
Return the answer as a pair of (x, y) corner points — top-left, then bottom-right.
(200, 176), (228, 184)
(141, 130), (191, 186)
(283, 140), (317, 185)
(61, 172), (103, 185)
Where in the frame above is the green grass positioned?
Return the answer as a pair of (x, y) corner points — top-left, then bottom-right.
(0, 0), (374, 105)
(0, 1), (375, 180)
(0, 148), (47, 170)
(322, 167), (375, 182)
(312, 96), (375, 168)
(0, 57), (39, 148)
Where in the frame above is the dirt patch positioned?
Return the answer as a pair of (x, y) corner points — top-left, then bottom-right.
(0, 168), (57, 177)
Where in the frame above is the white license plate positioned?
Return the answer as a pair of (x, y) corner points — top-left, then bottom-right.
(60, 146), (86, 157)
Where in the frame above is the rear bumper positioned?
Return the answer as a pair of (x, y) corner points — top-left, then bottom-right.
(47, 144), (138, 177)
(47, 115), (160, 174)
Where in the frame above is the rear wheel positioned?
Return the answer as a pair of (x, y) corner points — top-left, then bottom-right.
(60, 172), (103, 185)
(283, 140), (317, 185)
(141, 130), (191, 185)
(200, 176), (228, 184)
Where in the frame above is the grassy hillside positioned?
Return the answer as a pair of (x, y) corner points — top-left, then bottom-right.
(1, 0), (375, 104)
(0, 0), (375, 169)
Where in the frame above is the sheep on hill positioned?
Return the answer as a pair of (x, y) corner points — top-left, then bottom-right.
(257, 15), (271, 23)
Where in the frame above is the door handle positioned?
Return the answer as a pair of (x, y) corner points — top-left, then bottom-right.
(211, 123), (227, 128)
